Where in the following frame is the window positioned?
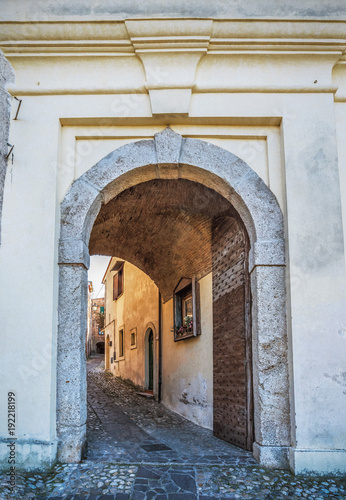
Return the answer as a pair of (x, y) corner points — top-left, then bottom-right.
(173, 277), (200, 341)
(113, 264), (124, 301)
(119, 328), (124, 358)
(130, 328), (137, 349)
(182, 290), (193, 318)
(118, 266), (124, 296)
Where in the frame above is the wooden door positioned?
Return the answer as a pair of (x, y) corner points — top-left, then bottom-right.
(212, 216), (253, 451)
(148, 329), (154, 391)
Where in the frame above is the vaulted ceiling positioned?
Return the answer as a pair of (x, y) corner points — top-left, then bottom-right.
(89, 179), (236, 301)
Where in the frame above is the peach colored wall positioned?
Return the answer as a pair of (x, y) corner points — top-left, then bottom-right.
(104, 259), (159, 392)
(161, 273), (213, 429)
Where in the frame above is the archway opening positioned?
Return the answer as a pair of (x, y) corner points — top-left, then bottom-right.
(95, 342), (105, 354)
(89, 177), (254, 450)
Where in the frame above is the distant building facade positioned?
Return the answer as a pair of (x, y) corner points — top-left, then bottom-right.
(90, 297), (105, 355)
(103, 258), (159, 390)
(103, 257), (215, 431)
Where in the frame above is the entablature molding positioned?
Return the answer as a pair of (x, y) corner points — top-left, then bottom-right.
(1, 19), (346, 56)
(1, 19), (346, 110)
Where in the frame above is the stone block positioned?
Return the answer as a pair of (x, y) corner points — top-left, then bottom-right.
(251, 265), (290, 447)
(56, 353), (87, 428)
(181, 137), (243, 184)
(149, 89), (192, 116)
(58, 238), (90, 268)
(154, 127), (183, 166)
(253, 443), (289, 469)
(57, 425), (86, 463)
(84, 139), (157, 202)
(60, 178), (103, 243)
(57, 265), (88, 430)
(249, 238), (285, 271)
(234, 169), (284, 241)
(58, 265), (88, 349)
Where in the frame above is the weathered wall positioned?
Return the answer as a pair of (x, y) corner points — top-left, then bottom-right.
(162, 273), (213, 430)
(334, 61), (346, 274)
(1, 0), (346, 20)
(0, 50), (14, 246)
(104, 259), (159, 390)
(0, 7), (346, 474)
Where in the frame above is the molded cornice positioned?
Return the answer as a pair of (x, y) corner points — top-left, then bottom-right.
(1, 19), (345, 109)
(1, 19), (346, 56)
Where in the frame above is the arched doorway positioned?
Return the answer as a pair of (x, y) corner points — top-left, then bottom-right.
(96, 341), (105, 354)
(145, 328), (154, 392)
(57, 128), (290, 467)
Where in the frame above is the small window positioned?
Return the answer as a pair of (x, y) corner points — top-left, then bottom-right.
(118, 266), (124, 296)
(113, 264), (124, 301)
(130, 328), (137, 349)
(182, 291), (193, 319)
(119, 328), (124, 358)
(173, 277), (200, 342)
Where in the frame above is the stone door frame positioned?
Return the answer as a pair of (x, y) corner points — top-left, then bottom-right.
(57, 128), (290, 468)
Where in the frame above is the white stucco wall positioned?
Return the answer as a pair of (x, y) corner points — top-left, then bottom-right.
(0, 8), (346, 473)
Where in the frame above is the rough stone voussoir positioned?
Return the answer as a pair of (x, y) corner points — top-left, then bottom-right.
(181, 137), (246, 184)
(235, 170), (284, 241)
(60, 177), (103, 242)
(84, 139), (157, 193)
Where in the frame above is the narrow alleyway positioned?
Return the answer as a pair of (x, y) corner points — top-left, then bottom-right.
(0, 355), (345, 499)
(86, 355), (255, 466)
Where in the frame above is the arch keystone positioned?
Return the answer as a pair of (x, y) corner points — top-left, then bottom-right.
(154, 127), (182, 165)
(154, 128), (183, 179)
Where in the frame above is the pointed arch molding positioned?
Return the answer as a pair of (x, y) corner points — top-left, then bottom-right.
(57, 128), (290, 468)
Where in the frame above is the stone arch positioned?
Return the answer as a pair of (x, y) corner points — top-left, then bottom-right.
(57, 128), (290, 467)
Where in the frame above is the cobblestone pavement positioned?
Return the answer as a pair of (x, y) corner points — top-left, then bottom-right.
(1, 355), (345, 499)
